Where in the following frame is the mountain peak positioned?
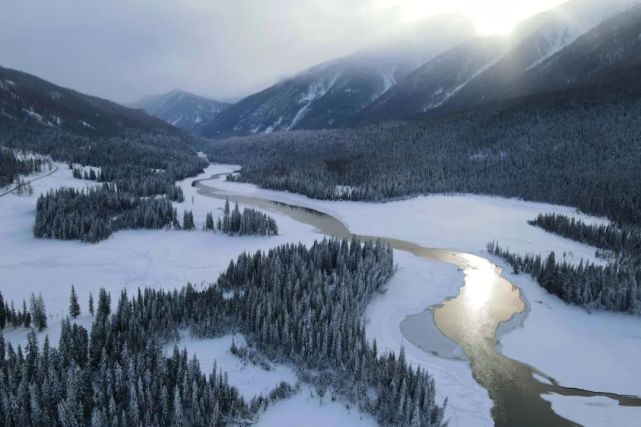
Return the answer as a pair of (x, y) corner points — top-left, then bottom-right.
(131, 90), (229, 132)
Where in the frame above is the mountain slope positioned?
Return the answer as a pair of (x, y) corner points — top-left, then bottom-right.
(0, 66), (177, 136)
(131, 90), (229, 132)
(363, 0), (639, 122)
(198, 15), (476, 137)
(434, 0), (640, 114)
(361, 36), (508, 122)
(514, 3), (641, 97)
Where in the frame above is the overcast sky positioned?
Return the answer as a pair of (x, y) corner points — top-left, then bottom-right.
(0, 0), (567, 103)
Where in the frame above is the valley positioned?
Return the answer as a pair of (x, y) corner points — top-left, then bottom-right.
(2, 163), (639, 425)
(2, 1), (641, 425)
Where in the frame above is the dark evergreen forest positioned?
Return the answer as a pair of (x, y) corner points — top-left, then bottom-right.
(33, 186), (180, 243)
(0, 238), (445, 426)
(0, 127), (207, 197)
(216, 199), (278, 236)
(0, 149), (46, 188)
(207, 93), (641, 226)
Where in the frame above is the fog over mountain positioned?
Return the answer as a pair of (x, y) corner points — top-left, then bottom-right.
(0, 0), (570, 103)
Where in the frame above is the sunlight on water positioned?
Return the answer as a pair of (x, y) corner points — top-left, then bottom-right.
(460, 264), (495, 311)
(435, 254), (525, 348)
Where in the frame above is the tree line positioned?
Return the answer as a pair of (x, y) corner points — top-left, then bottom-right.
(0, 292), (47, 331)
(489, 213), (641, 314)
(487, 239), (641, 315)
(72, 167), (98, 181)
(34, 186), (179, 243)
(33, 187), (280, 243)
(0, 238), (446, 426)
(216, 199), (278, 236)
(529, 214), (641, 256)
(0, 149), (47, 188)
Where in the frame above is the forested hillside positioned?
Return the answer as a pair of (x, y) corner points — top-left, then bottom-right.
(0, 238), (445, 426)
(425, 1), (641, 117)
(208, 86), (641, 226)
(0, 65), (175, 135)
(0, 65), (206, 191)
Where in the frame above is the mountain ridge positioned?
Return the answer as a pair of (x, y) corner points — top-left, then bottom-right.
(197, 14), (477, 138)
(363, 0), (641, 123)
(0, 65), (177, 136)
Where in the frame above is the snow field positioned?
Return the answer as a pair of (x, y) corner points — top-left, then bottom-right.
(541, 393), (641, 427)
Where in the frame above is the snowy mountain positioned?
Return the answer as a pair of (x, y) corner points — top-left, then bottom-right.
(131, 90), (229, 132)
(362, 0), (640, 122)
(434, 0), (641, 114)
(510, 2), (641, 98)
(361, 36), (508, 122)
(198, 14), (476, 137)
(0, 66), (176, 135)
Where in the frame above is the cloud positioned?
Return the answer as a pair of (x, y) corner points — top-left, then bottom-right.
(0, 0), (566, 103)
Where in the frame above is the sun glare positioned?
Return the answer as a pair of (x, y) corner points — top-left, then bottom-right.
(473, 9), (519, 36)
(389, 0), (569, 36)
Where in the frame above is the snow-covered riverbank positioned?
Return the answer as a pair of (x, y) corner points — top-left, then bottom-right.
(365, 251), (494, 426)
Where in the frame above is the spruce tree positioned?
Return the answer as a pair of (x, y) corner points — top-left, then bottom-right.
(88, 293), (94, 316)
(0, 292), (5, 329)
(182, 210), (195, 230)
(205, 212), (214, 231)
(29, 293), (47, 331)
(69, 286), (81, 319)
(23, 299), (31, 328)
(97, 289), (111, 318)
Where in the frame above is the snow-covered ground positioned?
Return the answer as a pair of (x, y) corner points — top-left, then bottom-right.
(208, 172), (606, 265)
(2, 162), (640, 425)
(496, 262), (641, 396)
(255, 385), (377, 427)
